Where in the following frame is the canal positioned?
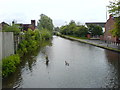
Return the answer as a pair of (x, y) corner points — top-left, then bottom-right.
(3, 36), (120, 88)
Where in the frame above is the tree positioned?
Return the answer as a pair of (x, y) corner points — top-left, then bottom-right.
(108, 0), (120, 17)
(60, 20), (88, 37)
(108, 0), (120, 37)
(75, 25), (88, 37)
(87, 24), (103, 37)
(37, 14), (54, 32)
(54, 27), (60, 32)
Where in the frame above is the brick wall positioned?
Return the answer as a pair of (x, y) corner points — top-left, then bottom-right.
(104, 15), (117, 42)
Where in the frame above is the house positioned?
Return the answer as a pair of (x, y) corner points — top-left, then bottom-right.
(0, 22), (9, 31)
(15, 20), (36, 31)
(104, 15), (120, 43)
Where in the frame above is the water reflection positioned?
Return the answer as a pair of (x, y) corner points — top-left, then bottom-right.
(2, 36), (120, 88)
(105, 50), (120, 88)
(2, 40), (52, 88)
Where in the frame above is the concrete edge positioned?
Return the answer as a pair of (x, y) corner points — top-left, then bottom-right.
(59, 35), (120, 53)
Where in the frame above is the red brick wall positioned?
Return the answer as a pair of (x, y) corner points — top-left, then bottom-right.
(104, 15), (117, 42)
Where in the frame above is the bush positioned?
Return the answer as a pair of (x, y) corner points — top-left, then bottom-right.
(40, 29), (52, 40)
(17, 29), (52, 57)
(2, 54), (20, 77)
(2, 24), (20, 35)
(0, 60), (2, 77)
(60, 21), (88, 37)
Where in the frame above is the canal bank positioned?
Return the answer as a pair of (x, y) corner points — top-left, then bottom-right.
(3, 36), (120, 88)
(59, 35), (120, 53)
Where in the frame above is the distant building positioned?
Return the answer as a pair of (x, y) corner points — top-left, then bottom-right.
(16, 20), (36, 31)
(85, 22), (106, 28)
(0, 22), (9, 31)
(86, 22), (106, 33)
(104, 15), (120, 43)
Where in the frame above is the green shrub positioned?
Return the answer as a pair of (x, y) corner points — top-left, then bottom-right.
(40, 29), (52, 40)
(17, 29), (52, 57)
(0, 60), (2, 77)
(2, 54), (20, 77)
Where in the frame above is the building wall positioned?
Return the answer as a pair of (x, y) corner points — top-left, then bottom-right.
(2, 32), (14, 59)
(0, 24), (2, 31)
(104, 15), (116, 42)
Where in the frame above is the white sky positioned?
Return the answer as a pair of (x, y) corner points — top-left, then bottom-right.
(0, 0), (111, 27)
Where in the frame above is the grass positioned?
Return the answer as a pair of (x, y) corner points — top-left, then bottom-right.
(67, 35), (88, 39)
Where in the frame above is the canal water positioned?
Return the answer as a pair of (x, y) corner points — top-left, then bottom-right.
(3, 36), (120, 88)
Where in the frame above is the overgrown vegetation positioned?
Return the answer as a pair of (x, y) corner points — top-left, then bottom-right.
(37, 14), (54, 32)
(87, 24), (103, 37)
(17, 29), (52, 57)
(108, 0), (120, 37)
(60, 20), (103, 38)
(2, 24), (20, 35)
(2, 54), (20, 78)
(0, 60), (2, 77)
(2, 14), (53, 78)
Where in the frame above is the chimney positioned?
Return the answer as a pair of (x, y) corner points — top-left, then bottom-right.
(31, 20), (35, 30)
(109, 14), (113, 19)
(31, 20), (35, 26)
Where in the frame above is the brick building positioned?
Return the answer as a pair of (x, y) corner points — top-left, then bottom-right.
(16, 20), (36, 31)
(104, 15), (120, 43)
(0, 22), (9, 31)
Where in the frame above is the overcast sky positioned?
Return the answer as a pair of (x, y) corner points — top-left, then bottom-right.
(0, 0), (111, 27)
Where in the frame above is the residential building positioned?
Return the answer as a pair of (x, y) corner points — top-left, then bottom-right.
(16, 20), (36, 31)
(104, 15), (120, 43)
(0, 22), (9, 31)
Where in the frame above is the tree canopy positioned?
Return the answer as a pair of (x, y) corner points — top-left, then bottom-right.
(37, 14), (54, 32)
(60, 20), (103, 37)
(60, 20), (88, 37)
(108, 0), (120, 17)
(87, 24), (103, 36)
(108, 0), (120, 37)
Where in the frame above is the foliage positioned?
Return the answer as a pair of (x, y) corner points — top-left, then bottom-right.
(17, 29), (52, 56)
(108, 0), (120, 37)
(2, 24), (20, 35)
(87, 24), (103, 36)
(37, 14), (54, 32)
(0, 60), (2, 77)
(67, 35), (88, 39)
(40, 29), (52, 40)
(108, 0), (120, 17)
(2, 28), (52, 78)
(110, 17), (120, 37)
(74, 25), (88, 37)
(54, 27), (60, 32)
(60, 20), (88, 37)
(2, 54), (20, 77)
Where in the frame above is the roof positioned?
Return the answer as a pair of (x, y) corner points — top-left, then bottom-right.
(85, 22), (106, 28)
(0, 22), (9, 26)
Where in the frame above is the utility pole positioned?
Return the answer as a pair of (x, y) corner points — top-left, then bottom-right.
(106, 6), (108, 20)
